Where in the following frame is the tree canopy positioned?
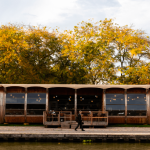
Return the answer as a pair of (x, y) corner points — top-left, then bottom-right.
(0, 19), (150, 84)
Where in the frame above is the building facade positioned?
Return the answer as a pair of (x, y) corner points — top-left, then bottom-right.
(0, 84), (150, 124)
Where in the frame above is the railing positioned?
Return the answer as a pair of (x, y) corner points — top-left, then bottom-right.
(43, 111), (72, 125)
(43, 111), (108, 127)
(80, 111), (108, 125)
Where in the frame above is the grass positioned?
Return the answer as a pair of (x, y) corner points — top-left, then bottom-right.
(108, 124), (150, 127)
(0, 123), (44, 126)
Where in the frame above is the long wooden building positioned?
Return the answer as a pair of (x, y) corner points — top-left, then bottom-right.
(0, 84), (150, 124)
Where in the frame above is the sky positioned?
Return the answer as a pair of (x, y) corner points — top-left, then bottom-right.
(0, 0), (150, 34)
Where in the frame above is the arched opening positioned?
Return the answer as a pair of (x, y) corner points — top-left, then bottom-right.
(77, 88), (103, 112)
(49, 87), (75, 114)
(127, 88), (146, 116)
(27, 87), (46, 115)
(105, 88), (125, 116)
(5, 86), (26, 123)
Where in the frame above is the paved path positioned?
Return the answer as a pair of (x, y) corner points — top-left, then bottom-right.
(0, 126), (150, 134)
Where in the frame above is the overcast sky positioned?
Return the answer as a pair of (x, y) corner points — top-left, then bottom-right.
(0, 0), (150, 34)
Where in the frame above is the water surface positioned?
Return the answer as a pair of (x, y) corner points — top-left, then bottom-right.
(0, 142), (150, 150)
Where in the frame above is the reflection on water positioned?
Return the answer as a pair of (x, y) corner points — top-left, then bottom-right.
(0, 142), (150, 150)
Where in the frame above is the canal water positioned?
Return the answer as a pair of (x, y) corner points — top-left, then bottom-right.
(0, 142), (150, 150)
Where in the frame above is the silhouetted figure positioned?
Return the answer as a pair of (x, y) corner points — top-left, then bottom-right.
(75, 112), (85, 131)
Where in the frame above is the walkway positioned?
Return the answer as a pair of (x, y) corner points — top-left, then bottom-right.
(0, 126), (150, 142)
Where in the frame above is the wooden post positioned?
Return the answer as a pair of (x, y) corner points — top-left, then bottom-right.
(125, 89), (127, 124)
(0, 88), (4, 123)
(75, 89), (77, 116)
(147, 88), (149, 124)
(91, 111), (93, 125)
(103, 89), (106, 111)
(24, 88), (27, 122)
(46, 88), (49, 112)
(58, 111), (60, 125)
(3, 87), (6, 123)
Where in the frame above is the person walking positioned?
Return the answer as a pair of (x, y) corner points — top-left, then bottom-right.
(75, 111), (85, 131)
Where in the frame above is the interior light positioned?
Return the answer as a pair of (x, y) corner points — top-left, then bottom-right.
(70, 96), (71, 98)
(13, 96), (14, 98)
(65, 107), (66, 109)
(144, 97), (146, 99)
(137, 97), (139, 98)
(128, 97), (129, 98)
(10, 94), (12, 96)
(56, 95), (57, 97)
(69, 100), (71, 101)
(38, 94), (40, 96)
(91, 100), (93, 102)
(80, 97), (82, 98)
(114, 95), (116, 97)
(22, 96), (24, 98)
(121, 99), (123, 100)
(57, 100), (59, 101)
(53, 96), (55, 98)
(145, 100), (146, 101)
(36, 99), (38, 101)
(95, 95), (98, 98)
(127, 100), (129, 101)
(113, 99), (116, 100)
(110, 100), (111, 102)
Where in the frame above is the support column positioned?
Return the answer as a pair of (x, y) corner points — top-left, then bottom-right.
(46, 88), (49, 112)
(2, 87), (6, 123)
(0, 88), (4, 123)
(24, 88), (27, 122)
(103, 89), (106, 111)
(147, 88), (150, 124)
(125, 89), (127, 124)
(75, 89), (77, 116)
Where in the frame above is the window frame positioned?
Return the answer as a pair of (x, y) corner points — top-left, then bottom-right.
(127, 93), (147, 116)
(27, 93), (46, 116)
(106, 93), (125, 116)
(5, 93), (25, 116)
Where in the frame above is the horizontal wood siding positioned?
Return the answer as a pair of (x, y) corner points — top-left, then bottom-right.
(6, 87), (25, 93)
(5, 116), (25, 123)
(127, 88), (146, 94)
(126, 117), (147, 124)
(27, 87), (46, 93)
(49, 88), (75, 95)
(26, 116), (43, 123)
(106, 88), (124, 94)
(108, 117), (126, 124)
(77, 88), (102, 95)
